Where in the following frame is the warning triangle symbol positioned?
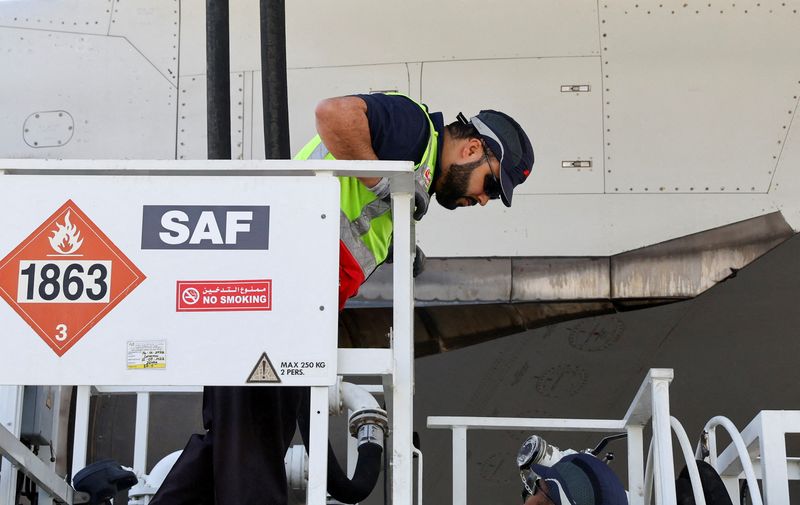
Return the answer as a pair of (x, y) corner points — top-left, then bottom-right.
(246, 352), (281, 384)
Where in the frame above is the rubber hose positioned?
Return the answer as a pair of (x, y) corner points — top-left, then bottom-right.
(325, 442), (383, 504)
(298, 388), (383, 503)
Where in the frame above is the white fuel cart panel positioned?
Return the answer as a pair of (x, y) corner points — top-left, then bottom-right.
(0, 171), (339, 386)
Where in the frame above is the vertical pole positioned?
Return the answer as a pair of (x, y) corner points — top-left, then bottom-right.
(133, 392), (150, 475)
(71, 386), (91, 480)
(626, 425), (645, 505)
(759, 411), (790, 504)
(259, 0), (290, 159)
(650, 377), (676, 505)
(391, 178), (414, 505)
(206, 0), (231, 159)
(452, 427), (467, 505)
(307, 386), (329, 505)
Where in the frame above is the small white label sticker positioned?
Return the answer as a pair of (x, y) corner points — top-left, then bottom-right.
(127, 340), (166, 369)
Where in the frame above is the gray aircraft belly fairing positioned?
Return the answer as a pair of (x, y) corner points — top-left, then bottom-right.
(343, 212), (794, 356)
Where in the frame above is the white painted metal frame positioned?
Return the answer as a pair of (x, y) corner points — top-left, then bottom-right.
(427, 368), (675, 505)
(0, 386), (24, 505)
(0, 160), (417, 505)
(706, 411), (800, 504)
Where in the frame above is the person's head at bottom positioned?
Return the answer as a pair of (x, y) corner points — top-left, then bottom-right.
(521, 454), (628, 505)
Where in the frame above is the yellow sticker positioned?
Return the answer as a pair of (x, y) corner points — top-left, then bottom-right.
(127, 340), (166, 370)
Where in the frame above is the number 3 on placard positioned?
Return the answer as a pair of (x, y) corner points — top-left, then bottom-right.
(55, 324), (68, 341)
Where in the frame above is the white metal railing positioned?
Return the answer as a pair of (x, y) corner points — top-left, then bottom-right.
(429, 373), (800, 505)
(428, 368), (676, 505)
(698, 416), (763, 505)
(704, 411), (800, 504)
(72, 367), (396, 504)
(642, 417), (706, 505)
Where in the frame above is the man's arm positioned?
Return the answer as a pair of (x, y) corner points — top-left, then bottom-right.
(315, 96), (382, 188)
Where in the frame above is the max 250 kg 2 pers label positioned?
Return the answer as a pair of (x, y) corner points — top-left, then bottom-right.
(280, 361), (326, 376)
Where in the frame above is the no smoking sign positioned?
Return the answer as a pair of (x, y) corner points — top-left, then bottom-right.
(0, 200), (145, 356)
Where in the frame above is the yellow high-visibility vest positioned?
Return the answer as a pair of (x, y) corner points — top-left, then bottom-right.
(294, 94), (438, 280)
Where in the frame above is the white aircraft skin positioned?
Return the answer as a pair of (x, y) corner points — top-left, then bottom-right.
(1, 0), (798, 258)
(1, 0), (800, 503)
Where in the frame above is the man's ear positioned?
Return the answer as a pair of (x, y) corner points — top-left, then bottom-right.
(460, 137), (483, 160)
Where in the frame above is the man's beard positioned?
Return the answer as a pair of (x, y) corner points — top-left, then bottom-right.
(435, 159), (483, 210)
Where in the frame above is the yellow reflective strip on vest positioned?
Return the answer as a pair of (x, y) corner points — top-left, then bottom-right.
(340, 211), (377, 276)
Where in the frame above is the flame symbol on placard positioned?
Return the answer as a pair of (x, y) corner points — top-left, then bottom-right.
(48, 210), (83, 255)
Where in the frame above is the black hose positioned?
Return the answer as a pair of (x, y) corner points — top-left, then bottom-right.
(325, 442), (383, 504)
(206, 0), (231, 160)
(259, 0), (290, 159)
(298, 388), (384, 503)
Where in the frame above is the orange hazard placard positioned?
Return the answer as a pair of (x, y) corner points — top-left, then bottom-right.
(0, 200), (145, 356)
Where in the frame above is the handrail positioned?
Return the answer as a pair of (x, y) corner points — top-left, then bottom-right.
(0, 158), (413, 179)
(701, 416), (763, 505)
(428, 369), (675, 505)
(413, 448), (423, 505)
(644, 439), (654, 505)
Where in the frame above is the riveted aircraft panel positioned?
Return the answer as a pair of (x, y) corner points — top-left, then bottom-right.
(275, 65), (411, 158)
(422, 58), (604, 195)
(601, 0), (800, 194)
(770, 89), (800, 229)
(0, 28), (175, 159)
(177, 0), (204, 76)
(284, 0), (599, 68)
(109, 0), (180, 86)
(176, 74), (245, 160)
(0, 0), (112, 35)
(178, 0), (261, 77)
(416, 192), (772, 257)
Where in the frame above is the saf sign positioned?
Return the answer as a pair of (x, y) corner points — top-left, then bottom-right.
(141, 205), (270, 249)
(0, 200), (145, 356)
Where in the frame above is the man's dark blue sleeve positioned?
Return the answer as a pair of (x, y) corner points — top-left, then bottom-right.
(354, 94), (430, 164)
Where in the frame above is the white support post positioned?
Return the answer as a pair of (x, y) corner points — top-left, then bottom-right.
(133, 392), (151, 475)
(307, 386), (330, 505)
(627, 424), (645, 505)
(650, 376), (676, 505)
(0, 386), (23, 505)
(347, 408), (358, 477)
(707, 425), (718, 467)
(72, 386), (91, 480)
(452, 427), (467, 505)
(390, 177), (414, 505)
(758, 411), (790, 504)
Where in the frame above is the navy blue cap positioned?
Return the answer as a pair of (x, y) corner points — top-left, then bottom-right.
(470, 110), (534, 207)
(528, 454), (627, 505)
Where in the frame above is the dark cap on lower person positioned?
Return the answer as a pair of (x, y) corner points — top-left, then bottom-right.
(470, 110), (534, 207)
(528, 454), (628, 505)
